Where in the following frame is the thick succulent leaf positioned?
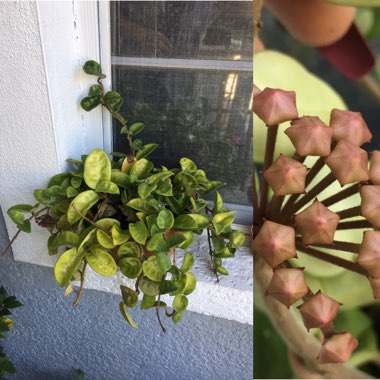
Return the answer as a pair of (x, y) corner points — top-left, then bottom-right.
(67, 190), (100, 225)
(139, 277), (160, 296)
(180, 252), (194, 273)
(86, 248), (117, 276)
(183, 272), (197, 295)
(157, 209), (175, 230)
(119, 257), (142, 279)
(119, 302), (139, 328)
(83, 149), (112, 189)
(54, 248), (84, 287)
(120, 285), (139, 308)
(142, 256), (166, 282)
(129, 221), (149, 245)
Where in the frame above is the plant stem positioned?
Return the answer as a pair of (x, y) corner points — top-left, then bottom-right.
(206, 226), (219, 282)
(254, 254), (373, 379)
(71, 204), (111, 236)
(155, 293), (166, 333)
(295, 243), (367, 275)
(253, 164), (260, 224)
(337, 220), (373, 230)
(260, 125), (279, 218)
(73, 261), (87, 308)
(305, 240), (360, 254)
(336, 206), (362, 220)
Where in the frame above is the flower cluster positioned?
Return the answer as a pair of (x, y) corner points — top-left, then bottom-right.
(253, 87), (380, 363)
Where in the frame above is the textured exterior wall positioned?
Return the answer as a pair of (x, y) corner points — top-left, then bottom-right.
(0, 209), (253, 380)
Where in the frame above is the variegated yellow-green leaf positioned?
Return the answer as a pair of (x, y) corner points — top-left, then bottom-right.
(156, 252), (172, 272)
(213, 191), (224, 215)
(172, 311), (184, 324)
(54, 248), (84, 287)
(189, 214), (210, 229)
(127, 198), (158, 214)
(78, 227), (97, 254)
(141, 294), (156, 309)
(130, 158), (154, 179)
(67, 190), (100, 225)
(129, 221), (148, 245)
(138, 183), (157, 199)
(95, 180), (120, 194)
(183, 272), (197, 295)
(216, 266), (229, 275)
(95, 218), (120, 249)
(118, 242), (141, 258)
(146, 234), (168, 252)
(160, 280), (179, 294)
(83, 149), (111, 189)
(119, 257), (142, 279)
(180, 252), (194, 273)
(119, 302), (139, 328)
(111, 169), (130, 188)
(112, 224), (131, 246)
(136, 143), (158, 160)
(86, 248), (117, 276)
(120, 285), (139, 308)
(230, 230), (245, 248)
(180, 157), (197, 172)
(51, 231), (79, 252)
(177, 231), (195, 249)
(157, 209), (174, 230)
(165, 234), (186, 249)
(212, 211), (236, 235)
(174, 214), (198, 231)
(139, 277), (160, 296)
(142, 256), (166, 282)
(173, 294), (188, 312)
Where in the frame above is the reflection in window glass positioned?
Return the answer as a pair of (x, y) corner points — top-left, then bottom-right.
(110, 1), (252, 209)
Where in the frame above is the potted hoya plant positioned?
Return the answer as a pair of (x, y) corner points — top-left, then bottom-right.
(2, 60), (245, 331)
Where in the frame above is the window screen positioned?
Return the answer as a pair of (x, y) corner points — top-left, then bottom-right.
(110, 1), (253, 220)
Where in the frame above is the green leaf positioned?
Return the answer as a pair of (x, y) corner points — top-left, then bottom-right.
(177, 231), (195, 249)
(138, 183), (157, 199)
(172, 311), (184, 324)
(189, 214), (210, 229)
(180, 157), (197, 172)
(142, 256), (166, 282)
(173, 214), (198, 231)
(216, 266), (229, 275)
(120, 126), (128, 134)
(118, 242), (141, 258)
(230, 230), (245, 248)
(212, 211), (236, 235)
(174, 172), (198, 195)
(129, 122), (144, 136)
(155, 179), (173, 196)
(86, 248), (117, 276)
(120, 285), (139, 308)
(129, 221), (148, 245)
(156, 252), (172, 272)
(180, 252), (194, 273)
(160, 280), (179, 295)
(130, 158), (154, 179)
(7, 209), (24, 225)
(3, 297), (23, 309)
(8, 204), (34, 213)
(88, 84), (102, 96)
(112, 224), (131, 246)
(173, 294), (188, 312)
(213, 191), (224, 214)
(67, 190), (100, 225)
(83, 60), (105, 78)
(202, 180), (224, 194)
(33, 189), (50, 204)
(119, 302), (139, 328)
(111, 169), (130, 188)
(66, 186), (79, 198)
(140, 294), (156, 309)
(326, 0), (380, 6)
(80, 96), (101, 112)
(136, 144), (159, 160)
(119, 257), (142, 279)
(183, 272), (197, 295)
(48, 172), (70, 187)
(84, 149), (112, 189)
(139, 277), (160, 296)
(51, 231), (80, 251)
(95, 180), (120, 194)
(165, 234), (186, 249)
(54, 248), (84, 287)
(18, 220), (31, 233)
(127, 198), (158, 214)
(104, 91), (123, 113)
(146, 234), (168, 252)
(157, 209), (174, 230)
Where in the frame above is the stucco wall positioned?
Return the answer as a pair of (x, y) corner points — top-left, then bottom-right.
(0, 208), (253, 380)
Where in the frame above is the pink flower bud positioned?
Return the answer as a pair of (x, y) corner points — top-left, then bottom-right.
(264, 155), (307, 196)
(318, 332), (358, 364)
(360, 185), (380, 228)
(298, 291), (341, 331)
(368, 276), (380, 298)
(295, 199), (339, 245)
(254, 88), (298, 126)
(265, 268), (309, 308)
(252, 220), (296, 268)
(369, 150), (380, 185)
(330, 108), (372, 146)
(357, 230), (380, 278)
(285, 116), (332, 157)
(325, 140), (369, 186)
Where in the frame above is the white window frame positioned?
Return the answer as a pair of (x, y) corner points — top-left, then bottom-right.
(0, 0), (252, 325)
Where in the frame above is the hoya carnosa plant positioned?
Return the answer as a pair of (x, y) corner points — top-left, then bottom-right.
(253, 86), (380, 364)
(2, 61), (244, 331)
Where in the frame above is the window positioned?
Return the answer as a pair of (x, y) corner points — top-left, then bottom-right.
(109, 1), (253, 224)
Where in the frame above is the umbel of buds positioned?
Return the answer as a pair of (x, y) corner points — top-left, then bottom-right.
(253, 86), (379, 364)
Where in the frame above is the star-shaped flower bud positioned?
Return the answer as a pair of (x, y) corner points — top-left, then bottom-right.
(368, 276), (380, 298)
(357, 231), (380, 278)
(252, 220), (296, 268)
(369, 150), (380, 185)
(254, 88), (298, 126)
(295, 200), (339, 245)
(318, 332), (358, 364)
(285, 116), (332, 157)
(330, 109), (372, 146)
(360, 185), (380, 228)
(265, 268), (309, 308)
(298, 291), (341, 331)
(264, 155), (307, 196)
(325, 140), (369, 186)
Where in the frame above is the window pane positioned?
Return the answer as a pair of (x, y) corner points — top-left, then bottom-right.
(112, 66), (252, 206)
(111, 1), (253, 61)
